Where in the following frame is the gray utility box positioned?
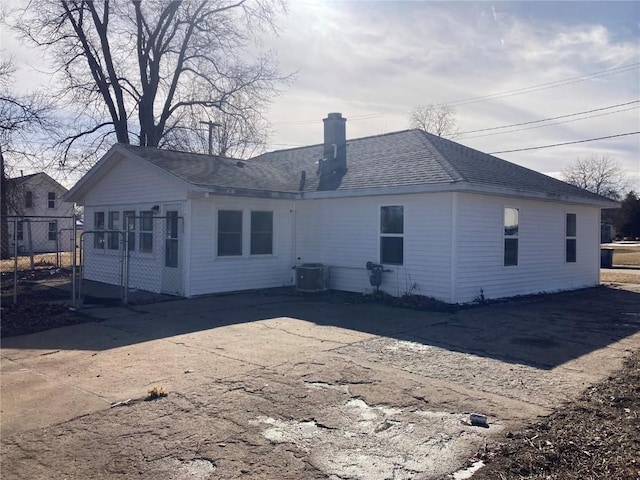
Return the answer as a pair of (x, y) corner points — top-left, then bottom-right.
(296, 263), (330, 292)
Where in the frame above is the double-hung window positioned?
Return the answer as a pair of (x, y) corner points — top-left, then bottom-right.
(16, 221), (24, 241)
(107, 211), (120, 250)
(217, 210), (243, 256)
(124, 211), (136, 252)
(47, 192), (55, 209)
(94, 212), (105, 249)
(139, 211), (153, 253)
(48, 221), (57, 241)
(566, 213), (577, 263)
(380, 206), (404, 265)
(504, 207), (519, 266)
(25, 191), (33, 208)
(250, 211), (273, 255)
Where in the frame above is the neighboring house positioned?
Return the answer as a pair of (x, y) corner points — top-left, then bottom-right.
(65, 113), (618, 302)
(6, 172), (75, 254)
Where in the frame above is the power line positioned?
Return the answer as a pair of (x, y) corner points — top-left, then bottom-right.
(488, 132), (640, 155)
(272, 63), (640, 126)
(438, 63), (640, 107)
(458, 106), (638, 140)
(456, 100), (640, 136)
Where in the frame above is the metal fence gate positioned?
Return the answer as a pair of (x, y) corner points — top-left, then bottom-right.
(1, 214), (183, 306)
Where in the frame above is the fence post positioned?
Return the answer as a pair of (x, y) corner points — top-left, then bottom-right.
(26, 219), (34, 270)
(13, 218), (18, 304)
(122, 231), (128, 305)
(72, 215), (77, 308)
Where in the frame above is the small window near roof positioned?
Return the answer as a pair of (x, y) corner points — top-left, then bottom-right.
(218, 210), (243, 256)
(25, 191), (33, 208)
(380, 206), (404, 265)
(566, 213), (577, 263)
(48, 192), (55, 209)
(251, 211), (273, 255)
(107, 211), (120, 250)
(48, 221), (57, 241)
(504, 207), (518, 266)
(94, 212), (105, 249)
(140, 211), (153, 253)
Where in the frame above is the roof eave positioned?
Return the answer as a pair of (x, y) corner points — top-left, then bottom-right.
(188, 185), (298, 200)
(301, 182), (619, 207)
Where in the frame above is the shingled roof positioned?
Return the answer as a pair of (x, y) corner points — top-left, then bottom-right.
(117, 129), (613, 205)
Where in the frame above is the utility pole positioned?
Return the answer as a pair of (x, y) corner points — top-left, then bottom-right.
(200, 121), (221, 155)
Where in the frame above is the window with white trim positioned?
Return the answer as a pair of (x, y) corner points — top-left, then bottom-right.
(566, 213), (576, 263)
(139, 211), (153, 253)
(48, 221), (57, 241)
(250, 211), (273, 255)
(107, 211), (120, 250)
(47, 192), (55, 209)
(217, 210), (243, 256)
(380, 206), (404, 265)
(124, 211), (136, 252)
(504, 207), (518, 266)
(94, 212), (105, 249)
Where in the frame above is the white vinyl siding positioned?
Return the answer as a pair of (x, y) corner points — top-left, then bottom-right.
(82, 154), (186, 206)
(454, 193), (599, 303)
(295, 193), (454, 301)
(187, 196), (294, 296)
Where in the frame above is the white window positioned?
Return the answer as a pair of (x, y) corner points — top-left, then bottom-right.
(217, 210), (243, 256)
(94, 212), (105, 249)
(107, 211), (120, 250)
(124, 211), (136, 252)
(48, 221), (57, 241)
(139, 211), (153, 253)
(250, 211), (273, 255)
(504, 207), (518, 266)
(566, 213), (576, 263)
(380, 206), (404, 265)
(47, 192), (55, 209)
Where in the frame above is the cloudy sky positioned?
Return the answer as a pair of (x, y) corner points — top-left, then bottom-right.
(2, 0), (639, 189)
(263, 0), (639, 189)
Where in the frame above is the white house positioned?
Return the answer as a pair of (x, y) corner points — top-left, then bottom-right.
(65, 113), (618, 303)
(6, 172), (75, 254)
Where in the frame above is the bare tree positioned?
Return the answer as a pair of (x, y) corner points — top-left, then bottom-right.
(161, 102), (271, 158)
(11, 0), (287, 169)
(0, 59), (54, 258)
(561, 154), (628, 200)
(409, 104), (458, 138)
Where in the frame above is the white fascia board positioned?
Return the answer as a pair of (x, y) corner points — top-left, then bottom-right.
(301, 182), (619, 207)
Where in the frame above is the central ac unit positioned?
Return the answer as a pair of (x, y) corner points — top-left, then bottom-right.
(296, 263), (330, 292)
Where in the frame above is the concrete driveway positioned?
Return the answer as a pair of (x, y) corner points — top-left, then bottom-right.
(2, 286), (640, 479)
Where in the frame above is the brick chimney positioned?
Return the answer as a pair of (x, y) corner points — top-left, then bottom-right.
(321, 112), (347, 178)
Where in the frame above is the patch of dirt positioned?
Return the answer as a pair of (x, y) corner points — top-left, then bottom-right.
(0, 302), (92, 337)
(472, 350), (640, 480)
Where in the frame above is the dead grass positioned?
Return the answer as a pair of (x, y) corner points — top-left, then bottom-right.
(474, 350), (640, 480)
(606, 244), (640, 266)
(0, 251), (79, 273)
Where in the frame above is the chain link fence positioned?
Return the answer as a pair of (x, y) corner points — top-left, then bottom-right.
(1, 215), (79, 304)
(1, 214), (183, 306)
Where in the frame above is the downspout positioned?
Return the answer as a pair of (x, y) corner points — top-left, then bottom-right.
(450, 192), (458, 303)
(184, 198), (192, 297)
(291, 201), (297, 285)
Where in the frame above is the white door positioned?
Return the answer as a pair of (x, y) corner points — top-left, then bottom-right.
(161, 204), (183, 295)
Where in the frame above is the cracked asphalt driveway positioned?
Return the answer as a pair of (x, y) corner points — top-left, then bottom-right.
(2, 285), (639, 479)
